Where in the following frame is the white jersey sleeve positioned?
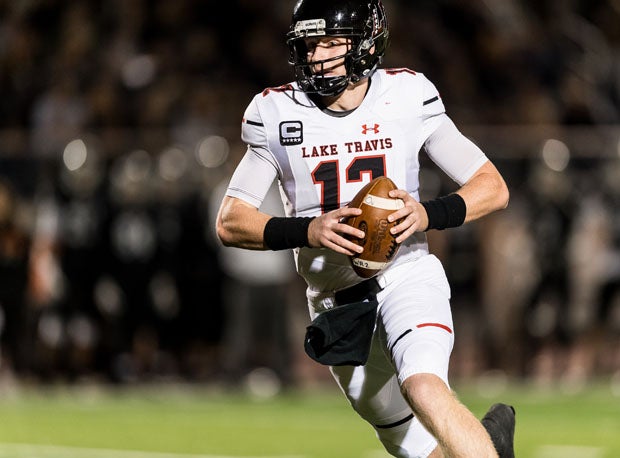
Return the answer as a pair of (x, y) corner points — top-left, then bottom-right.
(419, 74), (447, 141)
(415, 73), (488, 185)
(423, 116), (488, 186)
(225, 95), (279, 209)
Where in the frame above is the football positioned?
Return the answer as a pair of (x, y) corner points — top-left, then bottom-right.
(344, 176), (404, 278)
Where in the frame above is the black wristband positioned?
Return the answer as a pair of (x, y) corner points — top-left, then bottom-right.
(263, 216), (314, 250)
(421, 193), (466, 231)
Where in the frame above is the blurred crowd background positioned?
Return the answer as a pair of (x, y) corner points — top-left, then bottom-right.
(1, 0), (620, 391)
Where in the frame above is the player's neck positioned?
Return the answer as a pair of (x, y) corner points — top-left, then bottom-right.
(320, 79), (369, 112)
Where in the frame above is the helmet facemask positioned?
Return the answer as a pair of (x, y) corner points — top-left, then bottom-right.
(289, 36), (357, 96)
(286, 1), (390, 97)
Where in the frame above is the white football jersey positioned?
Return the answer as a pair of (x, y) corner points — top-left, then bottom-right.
(226, 69), (487, 293)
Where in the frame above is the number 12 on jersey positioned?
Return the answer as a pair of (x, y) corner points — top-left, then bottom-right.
(311, 155), (386, 213)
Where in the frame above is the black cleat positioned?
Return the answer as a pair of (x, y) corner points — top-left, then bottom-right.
(481, 403), (516, 458)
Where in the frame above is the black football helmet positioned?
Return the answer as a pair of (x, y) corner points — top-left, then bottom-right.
(286, 0), (389, 97)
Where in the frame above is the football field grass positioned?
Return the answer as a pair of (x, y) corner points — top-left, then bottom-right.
(0, 380), (618, 458)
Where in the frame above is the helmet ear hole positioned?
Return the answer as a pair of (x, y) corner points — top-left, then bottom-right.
(359, 39), (373, 52)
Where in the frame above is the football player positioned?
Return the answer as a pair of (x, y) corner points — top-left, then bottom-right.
(216, 0), (515, 456)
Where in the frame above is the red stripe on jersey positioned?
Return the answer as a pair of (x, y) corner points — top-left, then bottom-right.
(416, 323), (453, 334)
(384, 68), (417, 76)
(262, 83), (294, 97)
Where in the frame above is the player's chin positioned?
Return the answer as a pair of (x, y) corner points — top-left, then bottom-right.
(314, 72), (337, 78)
(313, 67), (342, 77)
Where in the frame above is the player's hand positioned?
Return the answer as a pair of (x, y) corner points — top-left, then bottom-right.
(387, 189), (428, 243)
(307, 206), (365, 255)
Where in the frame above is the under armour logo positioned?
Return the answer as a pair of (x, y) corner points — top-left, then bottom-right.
(361, 123), (380, 134)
